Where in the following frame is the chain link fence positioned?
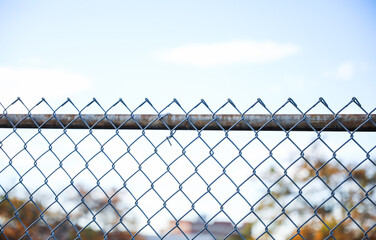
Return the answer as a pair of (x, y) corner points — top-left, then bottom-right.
(0, 98), (375, 240)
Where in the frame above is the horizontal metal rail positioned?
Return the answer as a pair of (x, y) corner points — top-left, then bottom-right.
(0, 114), (375, 131)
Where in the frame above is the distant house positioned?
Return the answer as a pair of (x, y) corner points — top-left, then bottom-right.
(163, 219), (235, 239)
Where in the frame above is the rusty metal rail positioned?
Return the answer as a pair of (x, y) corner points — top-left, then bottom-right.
(0, 113), (375, 131)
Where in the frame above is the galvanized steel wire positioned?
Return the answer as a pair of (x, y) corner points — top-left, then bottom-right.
(0, 98), (375, 240)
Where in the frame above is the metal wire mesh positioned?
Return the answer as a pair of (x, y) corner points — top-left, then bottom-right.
(0, 98), (375, 240)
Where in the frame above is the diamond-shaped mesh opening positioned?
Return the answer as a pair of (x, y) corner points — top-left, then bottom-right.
(254, 194), (282, 226)
(73, 169), (97, 191)
(206, 212), (235, 239)
(286, 158), (313, 188)
(180, 173), (207, 202)
(351, 161), (376, 191)
(315, 197), (340, 222)
(46, 168), (73, 194)
(212, 137), (239, 168)
(156, 141), (184, 167)
(198, 131), (224, 151)
(141, 155), (167, 183)
(50, 133), (76, 160)
(24, 132), (50, 159)
(137, 190), (164, 217)
(152, 173), (179, 200)
(168, 155), (195, 183)
(210, 175), (236, 204)
(0, 98), (374, 239)
(284, 196), (314, 227)
(287, 131), (318, 151)
(270, 176), (300, 207)
(101, 133), (128, 161)
(125, 171), (151, 200)
(109, 187), (133, 216)
(76, 134), (102, 161)
(34, 150), (60, 177)
(149, 208), (173, 234)
(27, 219), (53, 240)
(165, 191), (192, 220)
(21, 168), (45, 194)
(240, 139), (269, 170)
(113, 153), (139, 181)
(53, 99), (79, 115)
(128, 135), (155, 163)
(116, 130), (141, 149)
(99, 170), (124, 191)
(227, 131), (254, 152)
(197, 156), (223, 185)
(337, 100), (367, 115)
(87, 153), (113, 179)
(184, 136), (211, 167)
(316, 159), (348, 190)
(31, 185), (56, 209)
(272, 138), (302, 169)
(238, 175), (266, 206)
(335, 139), (368, 166)
(267, 213), (297, 239)
(255, 157), (284, 188)
(56, 185), (82, 213)
(194, 193), (221, 221)
(333, 178), (366, 211)
(225, 156), (253, 186)
(68, 202), (94, 229)
(222, 193), (251, 224)
(302, 177), (332, 208)
(257, 131), (286, 152)
(11, 150), (34, 177)
(94, 203), (121, 233)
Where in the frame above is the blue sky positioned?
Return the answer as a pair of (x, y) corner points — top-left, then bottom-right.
(0, 1), (375, 112)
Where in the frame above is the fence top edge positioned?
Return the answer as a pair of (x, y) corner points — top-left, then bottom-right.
(0, 113), (375, 132)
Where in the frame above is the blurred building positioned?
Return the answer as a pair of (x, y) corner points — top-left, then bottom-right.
(161, 219), (234, 239)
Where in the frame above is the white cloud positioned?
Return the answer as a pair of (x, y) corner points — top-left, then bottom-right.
(159, 40), (300, 67)
(0, 66), (91, 103)
(336, 62), (354, 80)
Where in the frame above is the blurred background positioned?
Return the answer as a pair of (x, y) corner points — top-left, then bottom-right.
(0, 1), (375, 239)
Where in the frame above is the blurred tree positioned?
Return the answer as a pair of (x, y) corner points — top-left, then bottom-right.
(69, 184), (138, 240)
(0, 196), (52, 239)
(0, 185), (141, 240)
(262, 153), (376, 240)
(228, 150), (375, 240)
